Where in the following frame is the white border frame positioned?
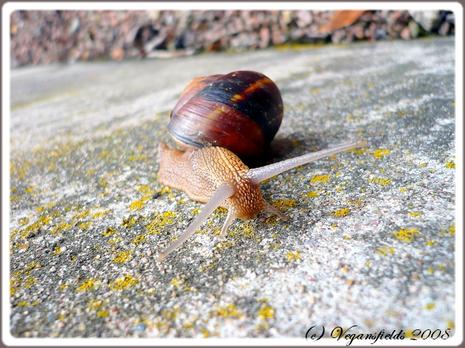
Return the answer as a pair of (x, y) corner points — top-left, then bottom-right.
(2, 2), (463, 346)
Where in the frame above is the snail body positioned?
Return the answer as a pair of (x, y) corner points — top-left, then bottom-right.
(158, 144), (265, 219)
(157, 70), (366, 261)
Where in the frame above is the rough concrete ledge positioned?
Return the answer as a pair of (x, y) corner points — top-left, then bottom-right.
(9, 37), (455, 338)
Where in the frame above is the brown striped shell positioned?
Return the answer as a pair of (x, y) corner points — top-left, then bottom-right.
(168, 71), (283, 159)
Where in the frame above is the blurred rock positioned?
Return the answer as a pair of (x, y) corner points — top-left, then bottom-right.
(439, 22), (451, 36)
(409, 21), (420, 38)
(409, 10), (440, 31)
(10, 10), (455, 68)
(319, 10), (365, 33)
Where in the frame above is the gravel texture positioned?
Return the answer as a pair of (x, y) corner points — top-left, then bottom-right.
(9, 37), (455, 338)
(10, 10), (455, 67)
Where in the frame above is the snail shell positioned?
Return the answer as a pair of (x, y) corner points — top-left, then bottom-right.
(168, 70), (283, 159)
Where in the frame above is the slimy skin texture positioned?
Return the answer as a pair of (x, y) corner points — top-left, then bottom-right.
(158, 144), (265, 219)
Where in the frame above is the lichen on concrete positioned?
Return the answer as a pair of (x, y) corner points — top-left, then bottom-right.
(10, 37), (455, 338)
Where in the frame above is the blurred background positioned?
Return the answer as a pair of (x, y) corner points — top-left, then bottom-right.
(11, 10), (455, 68)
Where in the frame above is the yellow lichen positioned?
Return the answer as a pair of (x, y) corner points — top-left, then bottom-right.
(408, 211), (423, 218)
(333, 208), (351, 217)
(449, 224), (455, 236)
(24, 276), (37, 289)
(445, 160), (455, 169)
(102, 227), (117, 237)
(18, 215), (52, 239)
(372, 148), (391, 159)
(170, 277), (184, 288)
(92, 210), (110, 219)
(10, 277), (19, 296)
(137, 184), (155, 195)
(76, 278), (97, 292)
(113, 251), (132, 264)
(159, 186), (172, 195)
(286, 250), (302, 262)
(17, 301), (30, 307)
(122, 215), (138, 228)
(76, 221), (92, 230)
(310, 174), (330, 184)
(182, 321), (195, 330)
(306, 191), (319, 198)
(215, 304), (241, 318)
(405, 329), (414, 338)
(73, 209), (90, 220)
(376, 246), (395, 256)
(35, 206), (45, 214)
(129, 199), (145, 211)
(50, 222), (72, 235)
(25, 261), (41, 271)
(18, 217), (29, 226)
(145, 211), (176, 235)
(424, 303), (436, 311)
(108, 236), (123, 245)
(132, 234), (146, 245)
(214, 240), (235, 252)
(270, 241), (282, 250)
(161, 307), (180, 322)
(257, 304), (275, 320)
(351, 148), (366, 155)
(109, 275), (139, 291)
(25, 186), (35, 194)
(272, 199), (296, 209)
(393, 227), (420, 243)
(369, 177), (392, 186)
(96, 310), (109, 318)
(53, 246), (62, 255)
(128, 154), (146, 161)
(200, 328), (211, 338)
(17, 242), (29, 251)
(241, 223), (256, 239)
(88, 299), (103, 310)
(425, 240), (437, 247)
(98, 150), (110, 159)
(98, 177), (109, 190)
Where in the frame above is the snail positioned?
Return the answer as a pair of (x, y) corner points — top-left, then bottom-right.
(157, 70), (365, 261)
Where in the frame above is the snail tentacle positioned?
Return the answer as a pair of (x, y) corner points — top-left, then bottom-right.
(247, 140), (366, 184)
(157, 183), (234, 262)
(264, 201), (288, 221)
(219, 208), (236, 239)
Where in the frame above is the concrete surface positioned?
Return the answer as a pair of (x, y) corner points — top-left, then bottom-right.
(9, 37), (455, 338)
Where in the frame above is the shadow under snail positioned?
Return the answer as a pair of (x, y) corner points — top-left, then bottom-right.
(157, 70), (365, 261)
